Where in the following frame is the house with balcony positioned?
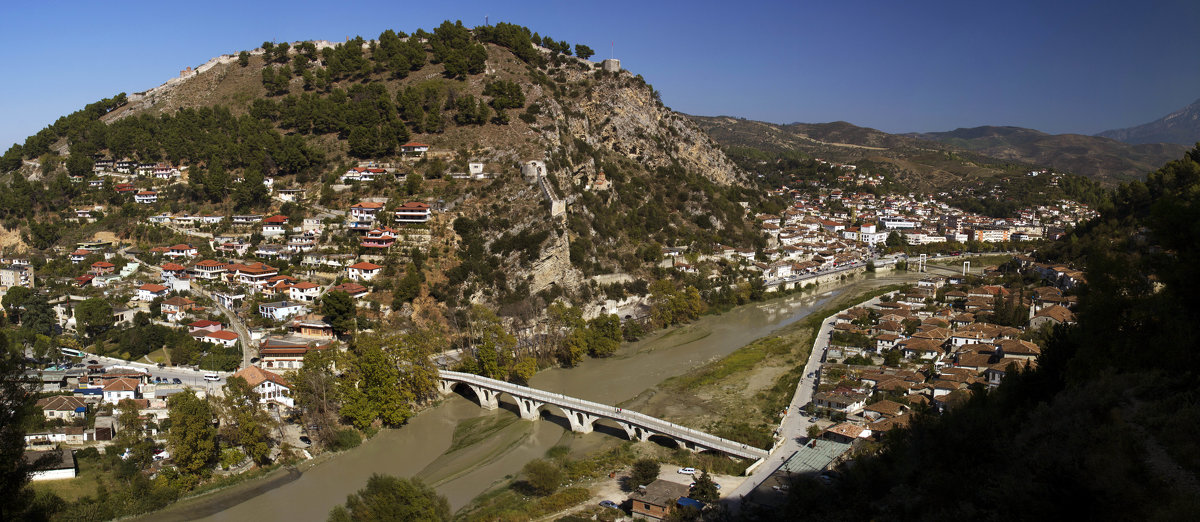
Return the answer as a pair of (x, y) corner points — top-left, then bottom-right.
(340, 167), (387, 183)
(191, 259), (227, 280)
(231, 215), (264, 226)
(161, 262), (187, 280)
(215, 239), (250, 257)
(346, 261), (382, 282)
(196, 329), (239, 348)
(137, 283), (169, 302)
(394, 202), (431, 224)
(231, 366), (293, 408)
(258, 300), (308, 321)
(288, 281), (321, 302)
(361, 227), (398, 249)
(89, 261), (116, 275)
(291, 313), (334, 339)
(261, 215), (288, 236)
(165, 244), (198, 259)
(348, 202), (384, 231)
(258, 339), (331, 370)
(228, 262), (279, 287)
(134, 191), (158, 204)
(400, 142), (430, 156)
(287, 233), (318, 254)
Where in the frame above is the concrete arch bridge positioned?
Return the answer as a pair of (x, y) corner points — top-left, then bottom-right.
(437, 370), (768, 460)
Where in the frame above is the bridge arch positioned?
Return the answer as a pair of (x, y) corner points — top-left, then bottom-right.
(435, 371), (767, 460)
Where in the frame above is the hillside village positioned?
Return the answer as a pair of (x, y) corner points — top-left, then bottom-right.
(0, 18), (1122, 522)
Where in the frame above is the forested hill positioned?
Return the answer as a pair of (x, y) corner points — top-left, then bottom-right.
(0, 21), (767, 312)
(776, 146), (1200, 520)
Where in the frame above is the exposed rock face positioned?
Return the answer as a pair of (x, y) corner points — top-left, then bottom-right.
(529, 231), (578, 295)
(535, 62), (744, 187)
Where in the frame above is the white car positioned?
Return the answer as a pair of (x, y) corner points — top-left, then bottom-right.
(678, 467), (696, 475)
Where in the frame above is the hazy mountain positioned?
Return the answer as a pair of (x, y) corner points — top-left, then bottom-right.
(689, 115), (1182, 188)
(910, 126), (1187, 184)
(1097, 98), (1200, 146)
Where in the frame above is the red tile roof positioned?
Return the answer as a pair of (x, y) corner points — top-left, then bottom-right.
(348, 261), (382, 270)
(138, 283), (168, 293)
(233, 366), (289, 388)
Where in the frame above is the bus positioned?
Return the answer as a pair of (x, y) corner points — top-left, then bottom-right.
(59, 348), (85, 358)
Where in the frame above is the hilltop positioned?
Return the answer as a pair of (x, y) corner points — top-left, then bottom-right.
(0, 22), (761, 314)
(1097, 97), (1200, 146)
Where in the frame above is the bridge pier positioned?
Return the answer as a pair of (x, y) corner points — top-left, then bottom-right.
(467, 385), (500, 410)
(561, 408), (599, 434)
(618, 422), (655, 442)
(515, 397), (544, 420)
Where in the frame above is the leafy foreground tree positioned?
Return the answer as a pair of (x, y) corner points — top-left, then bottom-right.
(0, 332), (52, 521)
(630, 458), (660, 489)
(690, 470), (719, 504)
(220, 376), (275, 465)
(167, 390), (218, 489)
(328, 474), (450, 521)
(521, 459), (563, 496)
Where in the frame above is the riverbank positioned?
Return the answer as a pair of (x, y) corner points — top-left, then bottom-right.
(140, 270), (924, 520)
(620, 277), (909, 450)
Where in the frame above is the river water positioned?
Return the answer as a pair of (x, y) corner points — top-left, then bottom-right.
(153, 272), (914, 521)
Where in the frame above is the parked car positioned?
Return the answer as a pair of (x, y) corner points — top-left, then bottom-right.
(88, 360), (98, 364)
(299, 436), (311, 445)
(599, 500), (619, 509)
(172, 378), (182, 384)
(678, 467), (696, 475)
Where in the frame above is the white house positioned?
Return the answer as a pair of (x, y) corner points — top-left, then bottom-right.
(288, 281), (321, 302)
(394, 202), (431, 224)
(197, 329), (239, 348)
(25, 450), (77, 481)
(134, 191), (158, 204)
(258, 301), (308, 321)
(136, 283), (170, 302)
(102, 378), (140, 404)
(349, 202), (384, 230)
(261, 215), (289, 236)
(400, 142), (430, 155)
(346, 261), (382, 282)
(231, 366), (294, 408)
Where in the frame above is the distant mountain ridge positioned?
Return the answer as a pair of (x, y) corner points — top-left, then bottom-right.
(907, 125), (1186, 184)
(690, 115), (1185, 186)
(1097, 98), (1200, 146)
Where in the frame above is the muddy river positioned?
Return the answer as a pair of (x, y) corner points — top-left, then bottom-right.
(150, 272), (916, 520)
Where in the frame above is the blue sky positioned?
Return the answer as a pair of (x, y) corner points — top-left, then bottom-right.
(2, 0), (1198, 149)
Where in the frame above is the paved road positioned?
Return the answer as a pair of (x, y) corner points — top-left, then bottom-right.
(725, 293), (891, 511)
(71, 351), (230, 392)
(122, 248), (255, 369)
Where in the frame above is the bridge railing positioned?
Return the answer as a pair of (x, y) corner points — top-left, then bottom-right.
(440, 371), (766, 458)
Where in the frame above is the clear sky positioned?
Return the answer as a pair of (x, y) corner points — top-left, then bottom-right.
(2, 0), (1198, 149)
